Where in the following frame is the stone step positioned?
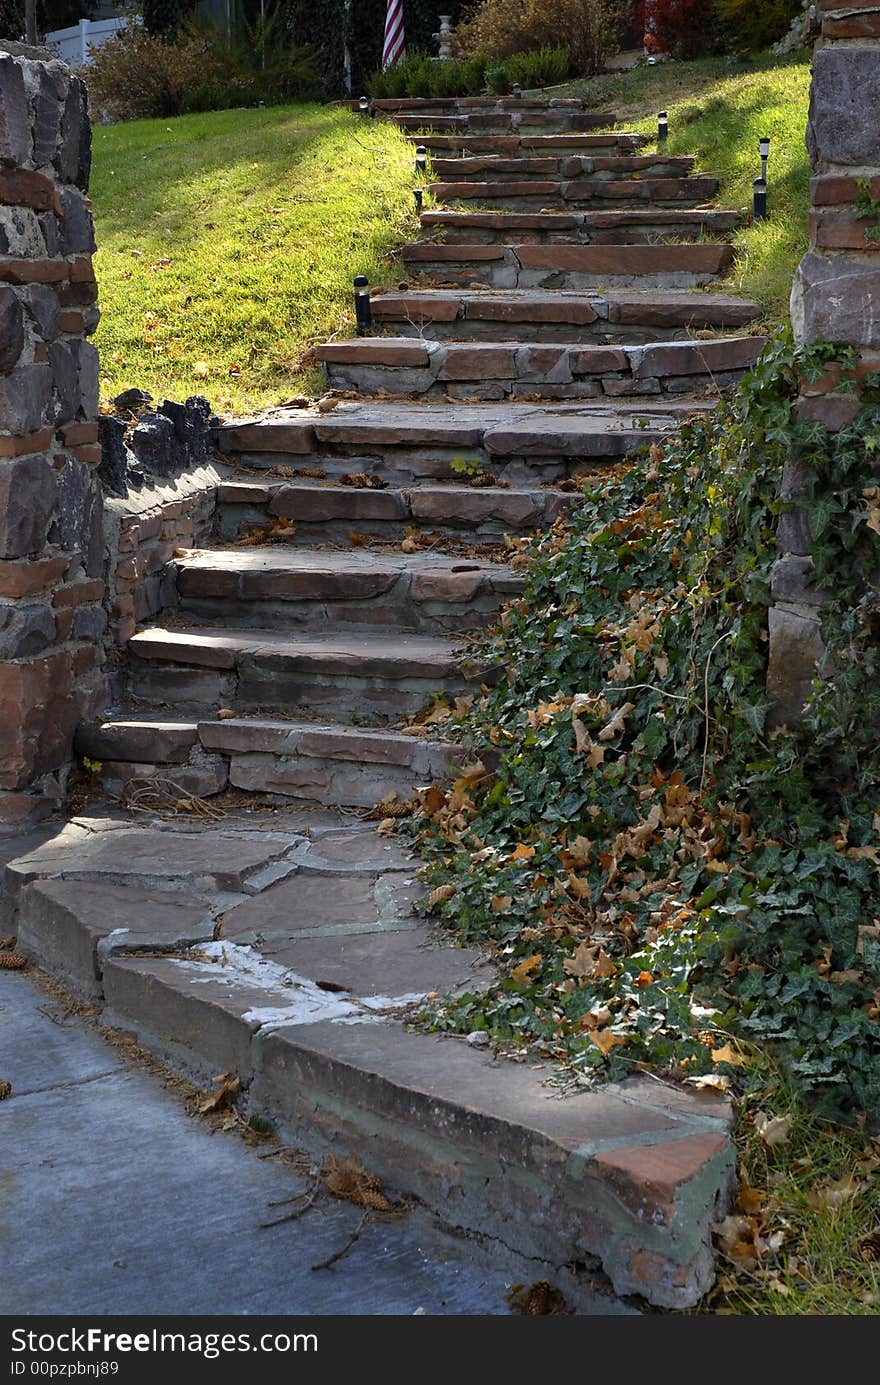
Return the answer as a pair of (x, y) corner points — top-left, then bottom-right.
(125, 623), (484, 719)
(408, 132), (646, 156)
(170, 547), (523, 635)
(9, 812), (733, 1309)
(390, 111), (614, 135)
(215, 480), (580, 546)
(428, 154), (697, 183)
(316, 334), (766, 402)
(420, 208), (741, 244)
(217, 398), (711, 485)
(399, 240), (735, 290)
(74, 714), (463, 808)
(370, 288), (763, 343)
(427, 175), (722, 210)
(367, 97), (595, 112)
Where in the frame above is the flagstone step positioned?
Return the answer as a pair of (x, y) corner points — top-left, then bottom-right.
(366, 96), (597, 112)
(399, 240), (734, 290)
(389, 111), (614, 135)
(217, 398), (710, 486)
(369, 288), (763, 343)
(408, 132), (647, 156)
(214, 480), (581, 546)
(74, 714), (464, 808)
(428, 154), (697, 183)
(419, 207), (742, 244)
(125, 624), (485, 718)
(8, 811), (734, 1308)
(427, 175), (722, 210)
(170, 547), (523, 635)
(316, 334), (766, 401)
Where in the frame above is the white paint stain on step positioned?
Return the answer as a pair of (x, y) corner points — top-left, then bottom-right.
(171, 940), (426, 1031)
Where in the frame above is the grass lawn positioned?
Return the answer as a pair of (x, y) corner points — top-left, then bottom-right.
(90, 105), (419, 415)
(564, 52), (812, 324)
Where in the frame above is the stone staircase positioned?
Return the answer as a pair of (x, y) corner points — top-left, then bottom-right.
(17, 96), (760, 1307)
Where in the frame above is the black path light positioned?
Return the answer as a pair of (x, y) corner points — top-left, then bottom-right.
(413, 187), (423, 211)
(512, 82), (522, 98)
(657, 110), (668, 146)
(358, 94), (369, 114)
(754, 137), (771, 222)
(415, 144), (428, 173)
(753, 176), (768, 222)
(354, 275), (372, 334)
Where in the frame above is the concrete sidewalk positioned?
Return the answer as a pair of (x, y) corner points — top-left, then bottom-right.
(0, 967), (509, 1316)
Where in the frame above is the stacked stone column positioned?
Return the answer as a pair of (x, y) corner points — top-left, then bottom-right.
(0, 45), (106, 826)
(769, 7), (880, 723)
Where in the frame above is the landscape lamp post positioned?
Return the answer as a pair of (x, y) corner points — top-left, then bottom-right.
(354, 276), (372, 334)
(657, 110), (668, 146)
(413, 188), (423, 211)
(358, 95), (369, 114)
(415, 145), (428, 174)
(512, 83), (522, 98)
(754, 138), (770, 222)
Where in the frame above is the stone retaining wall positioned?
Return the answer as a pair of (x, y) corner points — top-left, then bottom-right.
(771, 10), (880, 723)
(0, 45), (106, 826)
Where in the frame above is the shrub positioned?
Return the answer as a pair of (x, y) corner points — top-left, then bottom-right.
(712, 0), (804, 52)
(454, 0), (612, 76)
(367, 50), (486, 99)
(83, 17), (317, 121)
(485, 46), (571, 93)
(84, 24), (216, 120)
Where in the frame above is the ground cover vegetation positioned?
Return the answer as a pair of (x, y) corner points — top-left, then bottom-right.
(398, 340), (880, 1309)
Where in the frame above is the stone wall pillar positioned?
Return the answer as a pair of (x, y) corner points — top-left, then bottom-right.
(769, 8), (880, 723)
(0, 44), (106, 827)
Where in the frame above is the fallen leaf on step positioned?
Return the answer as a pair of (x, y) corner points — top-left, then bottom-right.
(710, 1042), (748, 1069)
(316, 397), (339, 413)
(216, 708), (236, 720)
(0, 1080), (11, 1100)
(198, 1071), (241, 1115)
(588, 1027), (625, 1057)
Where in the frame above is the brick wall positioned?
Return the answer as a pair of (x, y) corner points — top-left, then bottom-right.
(770, 9), (880, 723)
(0, 46), (106, 826)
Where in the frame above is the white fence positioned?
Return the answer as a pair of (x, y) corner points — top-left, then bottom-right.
(44, 16), (128, 66)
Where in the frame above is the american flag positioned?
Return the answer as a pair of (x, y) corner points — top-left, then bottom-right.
(382, 0), (405, 69)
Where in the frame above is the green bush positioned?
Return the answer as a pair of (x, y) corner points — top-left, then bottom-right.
(455, 0), (611, 76)
(83, 16), (318, 121)
(367, 50), (487, 99)
(712, 0), (803, 51)
(485, 46), (570, 93)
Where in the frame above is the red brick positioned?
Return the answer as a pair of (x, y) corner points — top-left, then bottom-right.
(0, 428), (52, 458)
(795, 393), (864, 430)
(68, 256), (96, 284)
(823, 13), (880, 34)
(0, 791), (50, 824)
(59, 310), (85, 333)
(58, 281), (98, 307)
(316, 339), (431, 366)
(52, 578), (104, 609)
(440, 344), (517, 379)
(113, 617), (137, 645)
(54, 609), (74, 642)
(70, 444), (102, 465)
(0, 168), (59, 212)
(0, 258), (68, 285)
(0, 555), (68, 597)
(811, 174), (880, 206)
(33, 342), (48, 363)
(61, 421), (99, 446)
(593, 1133), (729, 1225)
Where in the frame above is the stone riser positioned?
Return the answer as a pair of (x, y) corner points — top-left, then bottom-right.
(390, 113), (613, 134)
(411, 134), (646, 155)
(403, 262), (728, 292)
(428, 156), (697, 181)
(75, 716), (463, 809)
(174, 592), (514, 637)
(427, 177), (721, 209)
(430, 223), (735, 246)
(370, 290), (762, 343)
(214, 481), (579, 546)
(126, 658), (475, 720)
(221, 447), (658, 486)
(323, 364), (748, 402)
(317, 336), (765, 402)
